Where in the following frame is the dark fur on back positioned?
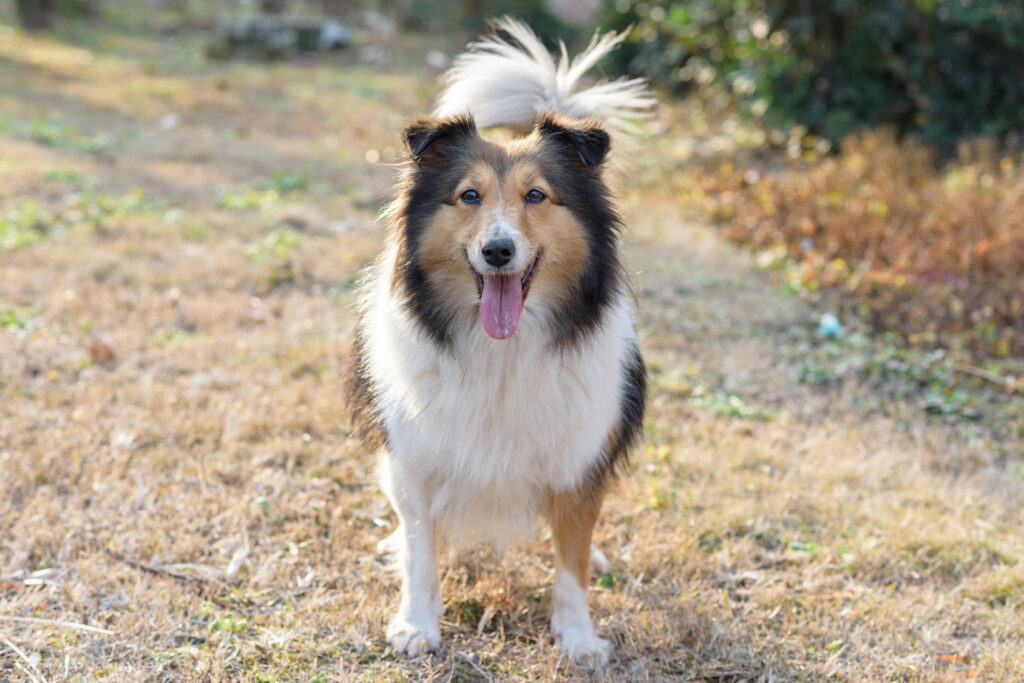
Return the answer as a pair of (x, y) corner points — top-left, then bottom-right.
(588, 343), (646, 491)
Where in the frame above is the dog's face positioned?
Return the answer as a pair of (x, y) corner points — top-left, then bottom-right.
(394, 115), (621, 345)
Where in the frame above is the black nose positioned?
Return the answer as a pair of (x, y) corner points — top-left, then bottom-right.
(481, 238), (515, 268)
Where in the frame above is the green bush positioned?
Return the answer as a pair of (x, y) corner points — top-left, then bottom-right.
(605, 0), (1024, 147)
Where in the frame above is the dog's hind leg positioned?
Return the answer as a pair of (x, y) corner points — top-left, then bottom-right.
(379, 456), (442, 657)
(546, 482), (611, 667)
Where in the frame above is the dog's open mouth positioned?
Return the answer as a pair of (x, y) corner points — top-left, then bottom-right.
(471, 253), (540, 340)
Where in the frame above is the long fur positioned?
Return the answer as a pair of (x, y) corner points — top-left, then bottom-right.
(346, 20), (652, 665)
(434, 16), (655, 132)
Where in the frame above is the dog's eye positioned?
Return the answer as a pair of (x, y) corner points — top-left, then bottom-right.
(460, 189), (481, 204)
(525, 188), (546, 204)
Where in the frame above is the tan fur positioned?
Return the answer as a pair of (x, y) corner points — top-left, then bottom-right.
(414, 143), (591, 310)
(545, 482), (607, 588)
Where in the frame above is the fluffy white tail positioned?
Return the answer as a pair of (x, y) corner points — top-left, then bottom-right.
(433, 17), (655, 132)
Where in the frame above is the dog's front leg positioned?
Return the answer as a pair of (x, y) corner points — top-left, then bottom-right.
(380, 458), (442, 656)
(546, 483), (611, 666)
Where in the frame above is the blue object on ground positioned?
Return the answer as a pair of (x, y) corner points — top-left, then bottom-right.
(817, 313), (845, 338)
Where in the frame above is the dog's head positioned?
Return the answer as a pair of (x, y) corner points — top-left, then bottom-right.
(393, 114), (622, 346)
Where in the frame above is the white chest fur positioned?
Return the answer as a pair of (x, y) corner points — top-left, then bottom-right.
(361, 269), (635, 546)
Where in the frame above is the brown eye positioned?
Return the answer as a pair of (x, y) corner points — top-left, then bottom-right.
(460, 189), (481, 204)
(525, 188), (546, 204)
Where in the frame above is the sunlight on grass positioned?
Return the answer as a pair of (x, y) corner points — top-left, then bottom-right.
(0, 12), (1022, 683)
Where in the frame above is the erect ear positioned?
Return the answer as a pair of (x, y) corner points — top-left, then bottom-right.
(537, 116), (611, 168)
(402, 116), (477, 168)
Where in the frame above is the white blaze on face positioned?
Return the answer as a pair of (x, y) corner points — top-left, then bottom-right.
(476, 204), (531, 340)
(481, 199), (530, 270)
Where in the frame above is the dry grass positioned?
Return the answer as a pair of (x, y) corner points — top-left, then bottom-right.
(1, 20), (1023, 682)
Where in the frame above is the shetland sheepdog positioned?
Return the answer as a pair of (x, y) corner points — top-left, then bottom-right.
(348, 18), (653, 665)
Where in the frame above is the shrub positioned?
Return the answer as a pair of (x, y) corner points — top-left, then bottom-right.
(704, 130), (1024, 360)
(605, 0), (1024, 147)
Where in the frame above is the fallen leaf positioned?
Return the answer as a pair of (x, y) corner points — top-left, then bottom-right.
(88, 341), (116, 365)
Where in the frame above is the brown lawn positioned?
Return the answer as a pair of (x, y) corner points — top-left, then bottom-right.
(1, 20), (1022, 683)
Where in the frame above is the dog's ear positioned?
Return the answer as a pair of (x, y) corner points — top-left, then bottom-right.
(537, 116), (610, 168)
(403, 116), (477, 168)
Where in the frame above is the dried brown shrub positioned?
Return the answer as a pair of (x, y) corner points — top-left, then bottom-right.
(709, 130), (1024, 360)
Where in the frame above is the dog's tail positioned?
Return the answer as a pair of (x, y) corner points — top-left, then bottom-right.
(433, 17), (655, 133)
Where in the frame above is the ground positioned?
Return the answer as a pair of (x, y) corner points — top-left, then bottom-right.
(1, 20), (1022, 683)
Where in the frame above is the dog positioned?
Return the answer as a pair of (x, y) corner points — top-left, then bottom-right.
(347, 18), (652, 665)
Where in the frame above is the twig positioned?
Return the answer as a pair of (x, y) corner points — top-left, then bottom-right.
(2, 635), (48, 683)
(15, 661), (43, 683)
(105, 549), (218, 585)
(0, 615), (113, 636)
(456, 651), (492, 682)
(105, 550), (236, 609)
(954, 363), (1010, 388)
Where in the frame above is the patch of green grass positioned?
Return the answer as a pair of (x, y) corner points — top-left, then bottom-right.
(180, 222), (209, 240)
(450, 598), (484, 626)
(1, 190), (164, 251)
(921, 387), (974, 417)
(42, 167), (85, 184)
(1, 200), (51, 251)
(73, 189), (164, 224)
(1, 309), (27, 330)
(693, 391), (777, 421)
(698, 531), (723, 552)
(268, 171), (309, 195)
(17, 117), (127, 155)
(209, 612), (248, 633)
(149, 328), (191, 347)
(218, 187), (282, 211)
(195, 600), (250, 635)
(790, 325), (1018, 423)
(788, 540), (822, 556)
(970, 569), (1024, 607)
(148, 650), (177, 662)
(217, 172), (309, 212)
(246, 229), (299, 264)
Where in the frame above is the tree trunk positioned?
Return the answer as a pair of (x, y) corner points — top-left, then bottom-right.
(15, 0), (54, 31)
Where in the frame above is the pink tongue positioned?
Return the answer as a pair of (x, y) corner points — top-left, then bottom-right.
(479, 274), (523, 339)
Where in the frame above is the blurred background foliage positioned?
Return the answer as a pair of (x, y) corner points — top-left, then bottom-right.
(11, 0), (1024, 147)
(604, 0), (1024, 148)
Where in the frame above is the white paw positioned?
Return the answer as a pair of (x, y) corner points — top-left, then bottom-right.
(386, 616), (440, 657)
(590, 544), (612, 576)
(555, 628), (611, 667)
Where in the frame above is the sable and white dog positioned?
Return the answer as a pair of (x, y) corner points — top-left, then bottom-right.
(348, 19), (652, 665)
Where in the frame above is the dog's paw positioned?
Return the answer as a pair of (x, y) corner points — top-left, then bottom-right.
(589, 544), (612, 576)
(555, 629), (611, 667)
(386, 617), (440, 657)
